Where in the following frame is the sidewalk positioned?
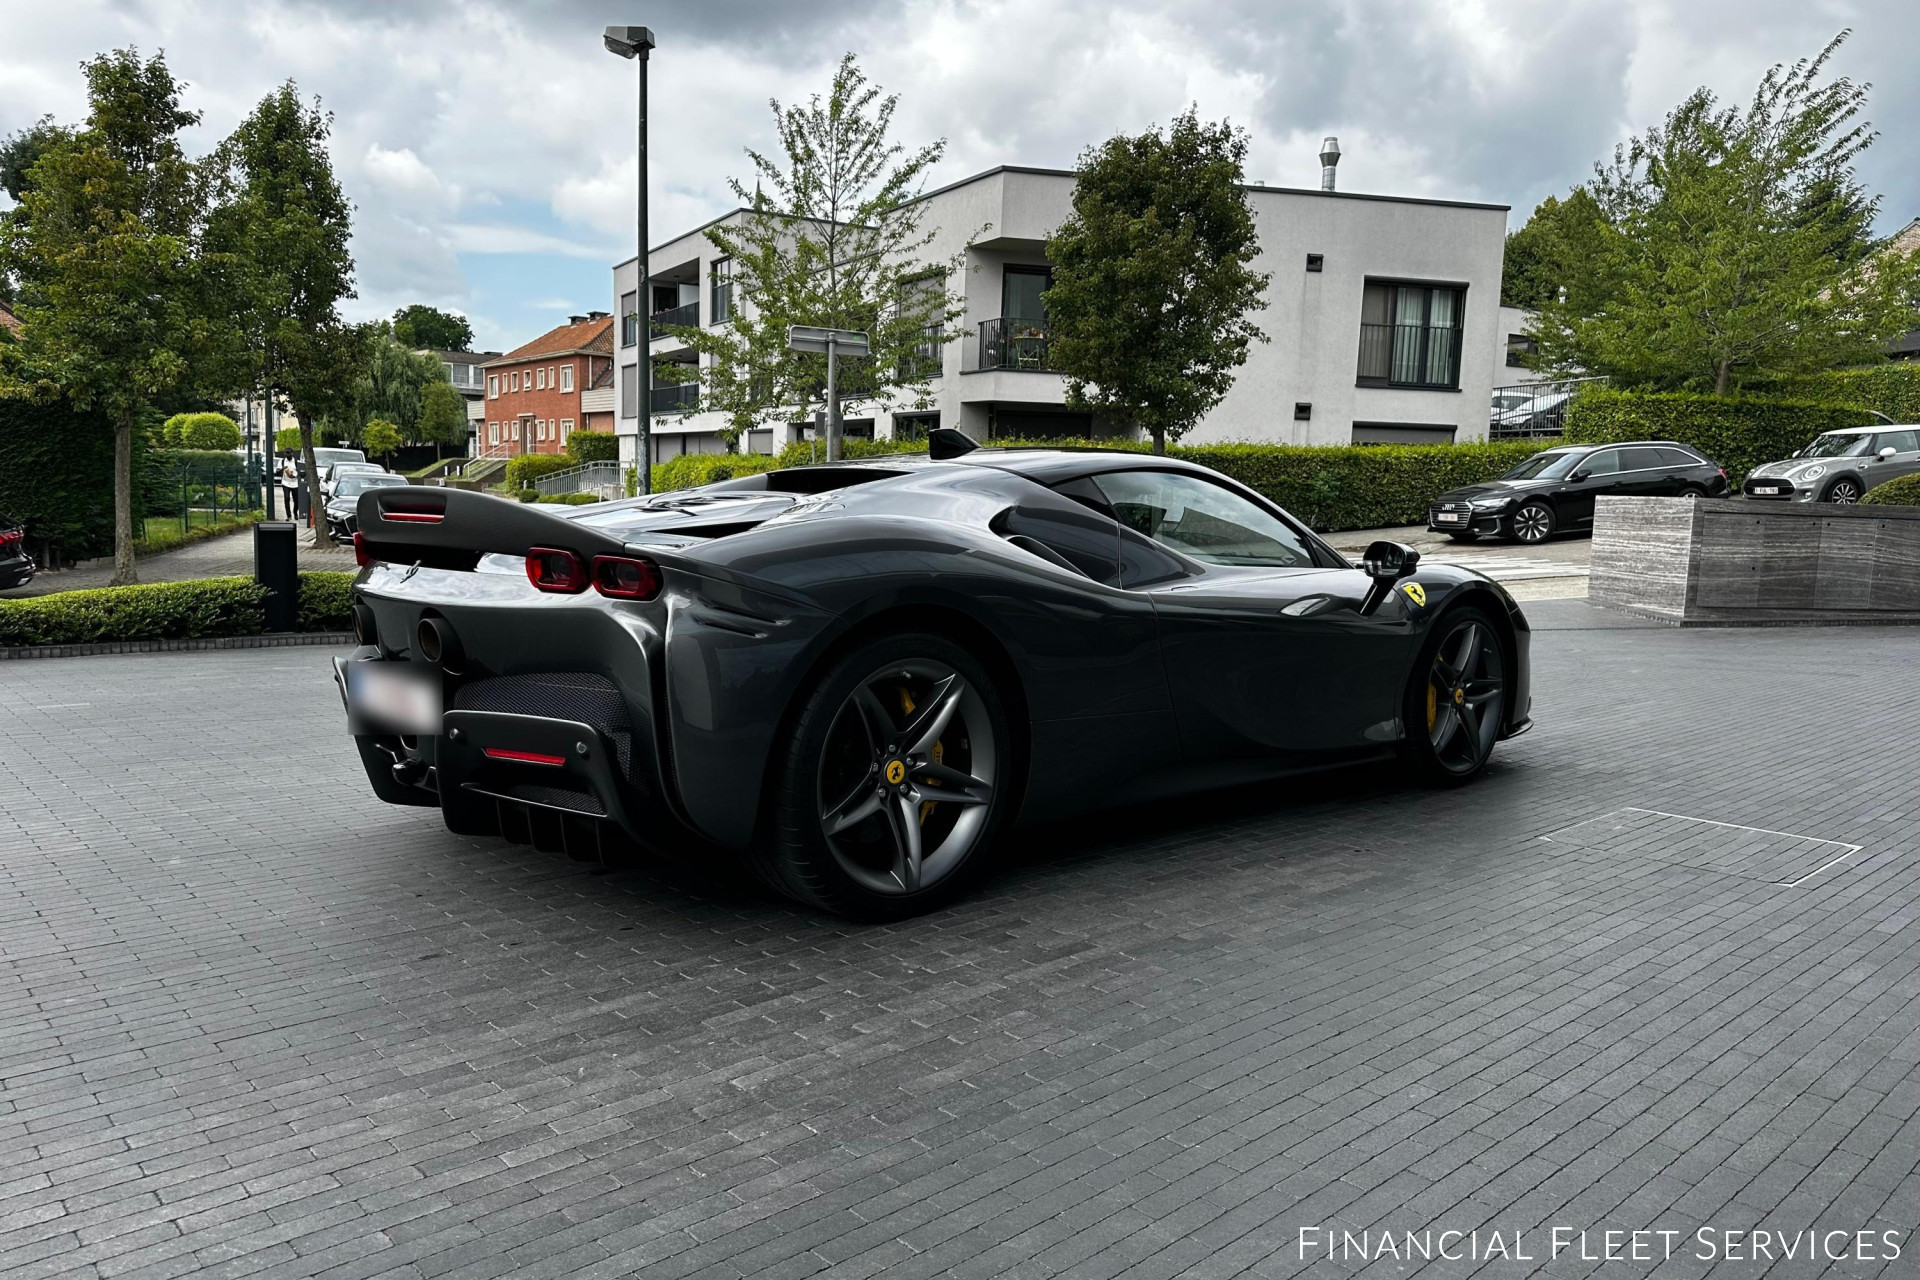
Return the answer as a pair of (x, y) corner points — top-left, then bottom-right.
(3, 524), (354, 598)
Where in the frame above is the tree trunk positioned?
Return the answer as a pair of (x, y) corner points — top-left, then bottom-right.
(108, 413), (138, 586)
(1713, 360), (1731, 396)
(298, 417), (326, 550)
(1151, 425), (1166, 456)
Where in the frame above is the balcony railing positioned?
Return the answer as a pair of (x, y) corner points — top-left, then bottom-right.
(650, 382), (699, 415)
(979, 317), (1056, 372)
(1356, 322), (1462, 390)
(652, 301), (699, 332)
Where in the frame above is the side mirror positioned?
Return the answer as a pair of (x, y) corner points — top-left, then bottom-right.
(1361, 540), (1420, 584)
(1879, 446), (1897, 460)
(1568, 469), (1590, 482)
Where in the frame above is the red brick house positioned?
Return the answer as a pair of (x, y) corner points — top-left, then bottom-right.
(479, 313), (616, 457)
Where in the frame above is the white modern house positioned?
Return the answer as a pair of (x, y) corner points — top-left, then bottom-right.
(610, 154), (1508, 467)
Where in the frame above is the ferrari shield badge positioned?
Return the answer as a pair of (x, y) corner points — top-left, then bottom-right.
(1401, 582), (1427, 608)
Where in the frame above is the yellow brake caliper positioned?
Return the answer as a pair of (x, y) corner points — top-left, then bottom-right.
(899, 688), (942, 824)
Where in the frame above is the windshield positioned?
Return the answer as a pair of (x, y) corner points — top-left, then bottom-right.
(314, 449), (366, 466)
(1798, 432), (1871, 459)
(334, 475), (405, 498)
(1501, 451), (1582, 481)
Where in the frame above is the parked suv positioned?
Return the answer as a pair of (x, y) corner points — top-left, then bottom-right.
(1428, 441), (1729, 544)
(1742, 425), (1920, 504)
(0, 512), (34, 590)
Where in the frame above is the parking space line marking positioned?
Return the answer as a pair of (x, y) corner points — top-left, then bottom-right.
(1622, 806), (1862, 887)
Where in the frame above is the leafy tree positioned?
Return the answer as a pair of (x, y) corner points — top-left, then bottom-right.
(670, 54), (969, 458)
(161, 410), (240, 450)
(204, 82), (359, 546)
(1499, 190), (1612, 313)
(274, 425), (302, 452)
(1532, 32), (1919, 393)
(0, 117), (63, 203)
(361, 417), (402, 463)
(1044, 108), (1271, 453)
(0, 49), (213, 584)
(416, 377), (468, 455)
(391, 304), (473, 352)
(341, 325), (445, 444)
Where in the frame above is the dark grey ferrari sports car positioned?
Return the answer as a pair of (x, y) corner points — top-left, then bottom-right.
(337, 431), (1532, 918)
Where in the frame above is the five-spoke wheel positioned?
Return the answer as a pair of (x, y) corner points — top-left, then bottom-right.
(1404, 608), (1506, 783)
(760, 633), (1011, 917)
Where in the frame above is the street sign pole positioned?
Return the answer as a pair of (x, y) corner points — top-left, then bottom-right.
(786, 325), (869, 465)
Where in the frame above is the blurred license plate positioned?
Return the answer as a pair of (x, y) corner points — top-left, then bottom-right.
(346, 663), (442, 734)
(1751, 485), (1784, 495)
(1435, 512), (1463, 523)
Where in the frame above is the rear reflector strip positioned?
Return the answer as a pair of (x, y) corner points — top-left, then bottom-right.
(482, 748), (567, 766)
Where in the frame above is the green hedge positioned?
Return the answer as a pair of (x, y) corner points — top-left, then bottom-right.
(504, 454), (574, 489)
(1785, 364), (1920, 423)
(0, 395), (154, 560)
(536, 493), (601, 505)
(1862, 474), (1920, 507)
(642, 436), (1553, 531)
(0, 571), (358, 647)
(1563, 388), (1873, 486)
(566, 430), (618, 464)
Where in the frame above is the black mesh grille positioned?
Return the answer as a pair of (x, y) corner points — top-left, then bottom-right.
(504, 783), (608, 817)
(453, 672), (637, 781)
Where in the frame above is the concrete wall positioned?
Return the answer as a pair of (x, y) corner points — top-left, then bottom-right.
(1592, 496), (1920, 625)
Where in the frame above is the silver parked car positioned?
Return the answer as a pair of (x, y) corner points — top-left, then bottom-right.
(1742, 425), (1920, 504)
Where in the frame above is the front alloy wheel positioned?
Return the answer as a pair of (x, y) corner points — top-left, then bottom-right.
(1825, 479), (1862, 504)
(1405, 608), (1506, 783)
(1510, 502), (1553, 544)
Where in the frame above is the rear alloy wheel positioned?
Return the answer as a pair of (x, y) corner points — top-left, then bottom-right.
(760, 633), (1011, 918)
(1825, 478), (1862, 505)
(1510, 501), (1553, 545)
(1403, 608), (1506, 784)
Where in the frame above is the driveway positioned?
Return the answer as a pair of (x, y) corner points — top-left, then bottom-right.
(0, 604), (1910, 1278)
(1327, 525), (1592, 600)
(3, 526), (355, 598)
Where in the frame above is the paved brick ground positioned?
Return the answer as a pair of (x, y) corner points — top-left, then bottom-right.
(1, 603), (1914, 1279)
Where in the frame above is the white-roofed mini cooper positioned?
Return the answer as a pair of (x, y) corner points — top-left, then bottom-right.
(1743, 425), (1920, 505)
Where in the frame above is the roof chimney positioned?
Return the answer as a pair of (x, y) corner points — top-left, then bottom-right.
(587, 310), (609, 320)
(1318, 136), (1341, 191)
(568, 314), (587, 325)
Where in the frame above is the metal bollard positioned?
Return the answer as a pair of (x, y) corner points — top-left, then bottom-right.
(254, 522), (299, 632)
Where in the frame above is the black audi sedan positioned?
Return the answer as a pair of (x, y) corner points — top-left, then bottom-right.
(0, 511), (34, 591)
(1428, 441), (1728, 544)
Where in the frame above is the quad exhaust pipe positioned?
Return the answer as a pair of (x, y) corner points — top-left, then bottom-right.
(415, 615), (465, 675)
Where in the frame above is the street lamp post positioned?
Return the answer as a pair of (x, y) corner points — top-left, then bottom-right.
(604, 24), (656, 494)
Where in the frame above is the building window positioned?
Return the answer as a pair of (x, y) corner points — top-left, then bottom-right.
(897, 274), (944, 381)
(620, 292), (639, 346)
(560, 418), (573, 441)
(488, 422), (499, 445)
(1506, 332), (1539, 368)
(710, 258), (732, 325)
(488, 375), (499, 398)
(510, 371), (520, 392)
(1357, 282), (1464, 389)
(559, 365), (574, 393)
(620, 364), (639, 418)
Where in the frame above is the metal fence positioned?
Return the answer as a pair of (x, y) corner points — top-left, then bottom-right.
(1488, 376), (1606, 439)
(532, 460), (624, 500)
(653, 300), (699, 331)
(979, 317), (1055, 372)
(139, 451), (264, 542)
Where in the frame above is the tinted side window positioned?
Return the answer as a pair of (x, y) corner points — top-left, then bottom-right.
(1580, 449), (1622, 475)
(1091, 470), (1316, 569)
(1657, 447), (1702, 468)
(1620, 447), (1665, 471)
(1876, 430), (1918, 453)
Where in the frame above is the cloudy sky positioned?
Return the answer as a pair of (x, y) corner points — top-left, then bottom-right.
(2, 0), (1912, 351)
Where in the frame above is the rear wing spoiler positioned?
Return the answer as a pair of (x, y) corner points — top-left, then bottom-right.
(355, 486), (634, 567)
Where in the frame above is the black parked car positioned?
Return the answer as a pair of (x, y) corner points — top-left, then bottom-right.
(0, 512), (35, 591)
(1428, 441), (1728, 544)
(338, 433), (1534, 919)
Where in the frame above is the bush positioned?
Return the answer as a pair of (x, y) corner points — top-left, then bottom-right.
(1785, 364), (1920, 423)
(0, 395), (154, 560)
(1862, 473), (1920, 507)
(0, 570), (359, 647)
(535, 493), (601, 505)
(514, 489), (539, 503)
(1563, 388), (1873, 486)
(566, 430), (618, 464)
(653, 452), (783, 492)
(161, 412), (241, 451)
(1174, 441), (1553, 530)
(274, 427), (303, 452)
(0, 577), (266, 646)
(504, 453), (575, 489)
(295, 571), (355, 632)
